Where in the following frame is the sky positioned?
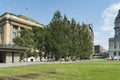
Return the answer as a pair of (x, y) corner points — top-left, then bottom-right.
(1, 0), (120, 50)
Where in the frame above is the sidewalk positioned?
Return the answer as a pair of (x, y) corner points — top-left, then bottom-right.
(0, 62), (50, 68)
(0, 61), (75, 68)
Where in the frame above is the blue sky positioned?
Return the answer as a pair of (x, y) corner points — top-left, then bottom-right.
(1, 0), (120, 50)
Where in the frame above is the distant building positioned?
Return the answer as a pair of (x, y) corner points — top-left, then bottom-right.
(94, 45), (106, 54)
(0, 12), (44, 63)
(109, 10), (120, 60)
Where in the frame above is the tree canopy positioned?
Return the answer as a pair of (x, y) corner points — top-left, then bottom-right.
(13, 11), (94, 61)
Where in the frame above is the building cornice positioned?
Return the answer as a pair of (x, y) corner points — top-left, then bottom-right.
(0, 12), (44, 27)
(0, 44), (26, 52)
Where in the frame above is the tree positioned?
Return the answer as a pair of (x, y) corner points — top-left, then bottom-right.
(32, 26), (53, 58)
(78, 24), (93, 59)
(13, 28), (36, 59)
(14, 10), (94, 61)
(47, 11), (94, 60)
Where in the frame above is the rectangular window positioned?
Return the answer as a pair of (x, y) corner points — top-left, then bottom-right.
(0, 32), (3, 43)
(0, 25), (3, 30)
(13, 25), (18, 31)
(119, 42), (120, 48)
(119, 52), (120, 56)
(114, 52), (116, 56)
(20, 27), (24, 30)
(114, 42), (117, 49)
(12, 32), (17, 39)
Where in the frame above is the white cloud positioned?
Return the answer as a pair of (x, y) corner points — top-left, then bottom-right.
(101, 2), (120, 31)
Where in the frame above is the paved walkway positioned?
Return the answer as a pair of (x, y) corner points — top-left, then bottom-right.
(0, 61), (74, 68)
(0, 62), (51, 68)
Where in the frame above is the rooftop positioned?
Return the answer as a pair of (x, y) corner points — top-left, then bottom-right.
(0, 12), (44, 27)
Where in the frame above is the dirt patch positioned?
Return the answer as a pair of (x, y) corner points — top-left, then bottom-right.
(48, 71), (59, 74)
(0, 73), (40, 80)
(0, 76), (20, 80)
(17, 73), (40, 79)
(45, 70), (62, 74)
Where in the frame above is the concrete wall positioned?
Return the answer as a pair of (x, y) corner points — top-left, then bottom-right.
(13, 52), (20, 63)
(5, 52), (20, 63)
(6, 52), (12, 63)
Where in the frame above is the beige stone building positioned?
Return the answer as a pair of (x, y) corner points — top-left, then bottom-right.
(0, 12), (44, 63)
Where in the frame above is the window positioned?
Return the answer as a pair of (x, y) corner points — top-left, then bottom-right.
(118, 42), (120, 48)
(13, 25), (18, 31)
(0, 32), (3, 43)
(114, 52), (116, 56)
(115, 29), (120, 37)
(119, 52), (120, 56)
(20, 27), (24, 30)
(114, 42), (117, 49)
(12, 32), (17, 39)
(0, 25), (3, 30)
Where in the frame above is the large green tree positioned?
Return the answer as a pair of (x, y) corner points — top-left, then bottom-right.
(14, 10), (93, 61)
(47, 11), (93, 60)
(32, 26), (53, 58)
(13, 28), (35, 59)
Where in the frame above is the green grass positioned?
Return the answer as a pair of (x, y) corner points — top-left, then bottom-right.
(0, 60), (120, 80)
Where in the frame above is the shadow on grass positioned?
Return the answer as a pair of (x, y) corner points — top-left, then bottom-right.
(0, 73), (39, 80)
(0, 70), (61, 80)
(0, 76), (20, 80)
(45, 70), (62, 74)
(17, 73), (40, 79)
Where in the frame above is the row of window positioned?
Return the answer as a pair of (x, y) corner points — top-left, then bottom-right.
(114, 51), (120, 56)
(115, 29), (120, 37)
(0, 25), (24, 43)
(13, 25), (24, 31)
(12, 25), (18, 39)
(12, 25), (24, 39)
(113, 42), (120, 49)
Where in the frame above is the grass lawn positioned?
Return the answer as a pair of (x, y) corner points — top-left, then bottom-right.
(0, 60), (120, 80)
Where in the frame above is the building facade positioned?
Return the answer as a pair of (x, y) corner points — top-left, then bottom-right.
(0, 12), (44, 63)
(109, 10), (120, 60)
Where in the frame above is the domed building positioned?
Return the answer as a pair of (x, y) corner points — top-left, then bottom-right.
(109, 10), (120, 60)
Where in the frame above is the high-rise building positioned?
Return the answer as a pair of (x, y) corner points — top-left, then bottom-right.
(109, 10), (120, 60)
(0, 12), (44, 63)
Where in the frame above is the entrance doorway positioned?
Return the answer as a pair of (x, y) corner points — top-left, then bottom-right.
(12, 52), (14, 63)
(0, 52), (5, 63)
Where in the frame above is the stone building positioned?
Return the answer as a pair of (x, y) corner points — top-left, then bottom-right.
(0, 12), (44, 63)
(109, 10), (120, 60)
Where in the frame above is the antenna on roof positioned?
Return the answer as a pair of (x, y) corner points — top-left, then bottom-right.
(25, 7), (28, 17)
(26, 7), (28, 11)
